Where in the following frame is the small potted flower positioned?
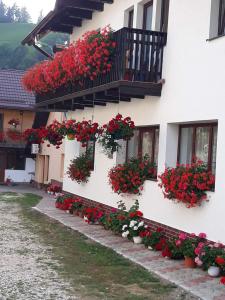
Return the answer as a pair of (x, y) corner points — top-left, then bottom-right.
(71, 198), (84, 217)
(122, 220), (146, 244)
(75, 120), (102, 147)
(162, 239), (184, 259)
(143, 228), (166, 251)
(83, 207), (104, 224)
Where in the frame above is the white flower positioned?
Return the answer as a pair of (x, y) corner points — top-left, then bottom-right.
(122, 224), (128, 231)
(133, 226), (138, 230)
(148, 246), (153, 250)
(144, 225), (148, 228)
(138, 221), (144, 227)
(129, 220), (137, 228)
(122, 231), (129, 238)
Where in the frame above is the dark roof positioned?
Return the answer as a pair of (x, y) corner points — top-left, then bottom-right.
(0, 69), (35, 110)
(22, 0), (114, 45)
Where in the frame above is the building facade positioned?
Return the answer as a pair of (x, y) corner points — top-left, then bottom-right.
(0, 69), (37, 183)
(23, 0), (225, 242)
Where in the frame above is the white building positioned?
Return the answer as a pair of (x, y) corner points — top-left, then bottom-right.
(23, 0), (225, 243)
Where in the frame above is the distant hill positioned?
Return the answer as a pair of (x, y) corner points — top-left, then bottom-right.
(0, 23), (69, 70)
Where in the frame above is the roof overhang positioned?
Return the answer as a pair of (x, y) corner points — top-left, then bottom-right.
(22, 0), (114, 46)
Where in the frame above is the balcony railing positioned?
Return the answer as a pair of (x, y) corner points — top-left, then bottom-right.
(0, 130), (26, 148)
(36, 27), (167, 109)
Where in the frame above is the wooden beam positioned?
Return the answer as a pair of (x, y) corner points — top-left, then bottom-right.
(65, 8), (92, 19)
(49, 24), (73, 34)
(57, 0), (104, 12)
(59, 17), (82, 27)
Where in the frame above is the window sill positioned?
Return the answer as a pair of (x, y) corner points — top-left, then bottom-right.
(146, 178), (158, 182)
(206, 33), (225, 42)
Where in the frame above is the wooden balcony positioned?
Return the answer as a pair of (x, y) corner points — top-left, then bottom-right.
(36, 27), (167, 111)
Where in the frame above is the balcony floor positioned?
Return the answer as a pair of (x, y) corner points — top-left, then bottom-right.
(36, 80), (163, 112)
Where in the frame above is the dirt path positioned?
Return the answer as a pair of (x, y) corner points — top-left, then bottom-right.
(0, 197), (77, 300)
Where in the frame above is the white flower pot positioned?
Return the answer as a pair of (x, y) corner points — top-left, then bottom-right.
(208, 266), (220, 277)
(133, 236), (143, 244)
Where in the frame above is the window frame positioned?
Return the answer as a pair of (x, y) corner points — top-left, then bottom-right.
(128, 9), (134, 28)
(160, 0), (170, 32)
(218, 0), (225, 36)
(143, 1), (154, 30)
(126, 126), (159, 165)
(177, 123), (217, 171)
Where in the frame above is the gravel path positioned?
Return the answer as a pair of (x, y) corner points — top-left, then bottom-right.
(0, 196), (77, 300)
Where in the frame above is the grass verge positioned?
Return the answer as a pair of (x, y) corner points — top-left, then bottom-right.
(0, 192), (179, 300)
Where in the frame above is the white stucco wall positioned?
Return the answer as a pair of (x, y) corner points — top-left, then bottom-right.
(63, 0), (225, 243)
(5, 158), (35, 183)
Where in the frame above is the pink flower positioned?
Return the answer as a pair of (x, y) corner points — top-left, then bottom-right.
(175, 240), (182, 246)
(190, 233), (196, 238)
(195, 257), (203, 267)
(178, 233), (187, 240)
(198, 233), (207, 239)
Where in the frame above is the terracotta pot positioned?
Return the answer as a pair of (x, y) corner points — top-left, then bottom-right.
(184, 257), (196, 268)
(67, 134), (75, 140)
(133, 236), (143, 244)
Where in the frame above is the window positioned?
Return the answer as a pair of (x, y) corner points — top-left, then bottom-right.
(178, 123), (218, 173)
(128, 9), (134, 28)
(218, 0), (225, 35)
(86, 141), (95, 171)
(126, 127), (159, 175)
(160, 0), (170, 32)
(143, 1), (153, 30)
(44, 155), (49, 182)
(7, 149), (26, 170)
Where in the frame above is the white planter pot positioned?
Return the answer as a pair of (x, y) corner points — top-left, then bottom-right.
(208, 266), (220, 277)
(133, 236), (143, 244)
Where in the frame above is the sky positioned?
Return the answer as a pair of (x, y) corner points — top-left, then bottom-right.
(3, 0), (55, 23)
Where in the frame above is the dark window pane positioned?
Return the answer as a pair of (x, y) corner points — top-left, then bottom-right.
(86, 141), (95, 170)
(7, 150), (25, 170)
(128, 9), (134, 28)
(143, 2), (153, 30)
(179, 127), (193, 165)
(218, 0), (225, 35)
(154, 129), (159, 165)
(160, 0), (170, 32)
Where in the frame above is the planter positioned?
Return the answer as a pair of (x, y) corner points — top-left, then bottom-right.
(67, 134), (75, 141)
(133, 236), (143, 244)
(184, 257), (196, 268)
(208, 266), (220, 277)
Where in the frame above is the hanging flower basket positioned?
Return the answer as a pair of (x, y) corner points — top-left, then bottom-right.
(23, 128), (47, 144)
(75, 120), (102, 147)
(99, 114), (135, 155)
(108, 155), (157, 195)
(158, 161), (215, 208)
(67, 152), (93, 184)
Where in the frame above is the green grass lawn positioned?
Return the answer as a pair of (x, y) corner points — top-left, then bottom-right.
(0, 192), (189, 300)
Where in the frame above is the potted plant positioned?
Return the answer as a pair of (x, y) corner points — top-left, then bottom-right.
(67, 152), (93, 184)
(108, 155), (156, 195)
(83, 207), (104, 224)
(99, 114), (135, 155)
(162, 239), (184, 259)
(142, 228), (166, 251)
(122, 219), (146, 244)
(71, 198), (84, 217)
(158, 161), (215, 208)
(75, 120), (102, 147)
(8, 118), (20, 128)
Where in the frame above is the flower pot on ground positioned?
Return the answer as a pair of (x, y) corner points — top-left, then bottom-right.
(142, 228), (166, 251)
(133, 236), (143, 244)
(83, 207), (104, 224)
(158, 161), (215, 208)
(208, 266), (220, 277)
(184, 256), (196, 268)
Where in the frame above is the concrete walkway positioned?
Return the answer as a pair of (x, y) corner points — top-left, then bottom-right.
(1, 185), (225, 300)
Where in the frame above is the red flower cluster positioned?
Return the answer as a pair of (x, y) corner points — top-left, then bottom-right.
(83, 207), (104, 224)
(158, 161), (215, 208)
(8, 118), (20, 127)
(45, 122), (64, 148)
(55, 197), (77, 210)
(215, 256), (225, 265)
(103, 114), (135, 138)
(67, 152), (93, 184)
(75, 120), (102, 147)
(47, 184), (62, 194)
(109, 156), (157, 195)
(129, 211), (143, 218)
(23, 128), (47, 144)
(22, 26), (116, 94)
(7, 129), (24, 142)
